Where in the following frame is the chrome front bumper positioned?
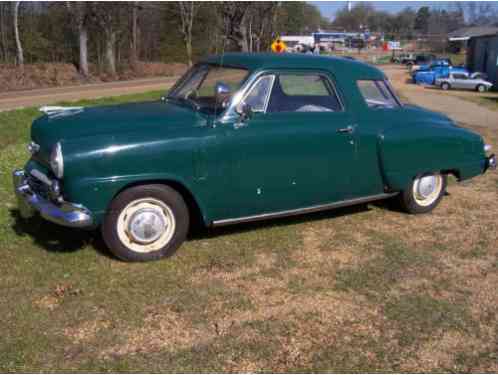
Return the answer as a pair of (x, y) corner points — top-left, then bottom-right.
(13, 169), (93, 228)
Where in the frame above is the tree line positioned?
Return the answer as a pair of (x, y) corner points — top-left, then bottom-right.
(2, 1), (497, 78)
(333, 2), (498, 39)
(0, 1), (330, 76)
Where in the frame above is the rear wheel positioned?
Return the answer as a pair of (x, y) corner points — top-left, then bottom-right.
(476, 84), (486, 93)
(398, 173), (447, 214)
(441, 82), (450, 90)
(102, 184), (189, 262)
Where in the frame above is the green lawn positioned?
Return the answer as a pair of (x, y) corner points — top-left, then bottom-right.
(1, 92), (497, 372)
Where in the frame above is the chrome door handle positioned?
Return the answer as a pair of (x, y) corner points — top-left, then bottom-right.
(337, 125), (354, 134)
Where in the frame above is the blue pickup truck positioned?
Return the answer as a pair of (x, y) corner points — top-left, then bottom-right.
(413, 61), (470, 85)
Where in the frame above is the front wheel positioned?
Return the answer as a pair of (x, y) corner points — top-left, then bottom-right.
(102, 184), (189, 262)
(398, 173), (447, 214)
(476, 84), (486, 93)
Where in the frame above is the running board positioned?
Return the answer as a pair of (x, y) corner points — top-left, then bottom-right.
(211, 192), (398, 227)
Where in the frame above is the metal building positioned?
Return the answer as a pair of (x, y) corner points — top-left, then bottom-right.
(466, 31), (498, 89)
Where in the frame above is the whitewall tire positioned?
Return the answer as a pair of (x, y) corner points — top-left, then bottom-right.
(102, 185), (189, 261)
(398, 173), (446, 214)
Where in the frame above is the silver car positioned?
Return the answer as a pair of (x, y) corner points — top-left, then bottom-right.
(436, 72), (493, 92)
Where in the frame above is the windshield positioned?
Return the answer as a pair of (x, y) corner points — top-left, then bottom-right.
(167, 64), (249, 115)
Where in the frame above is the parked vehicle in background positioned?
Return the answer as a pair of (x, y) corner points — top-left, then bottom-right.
(408, 53), (437, 70)
(392, 52), (415, 64)
(412, 64), (468, 85)
(436, 72), (493, 92)
(280, 36), (314, 53)
(412, 58), (453, 74)
(12, 53), (495, 262)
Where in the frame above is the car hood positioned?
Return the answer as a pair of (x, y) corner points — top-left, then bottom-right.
(31, 100), (206, 149)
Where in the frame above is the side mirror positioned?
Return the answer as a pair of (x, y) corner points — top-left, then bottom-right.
(215, 81), (231, 101)
(235, 101), (253, 120)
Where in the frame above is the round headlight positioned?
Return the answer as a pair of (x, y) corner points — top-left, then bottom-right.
(50, 142), (64, 178)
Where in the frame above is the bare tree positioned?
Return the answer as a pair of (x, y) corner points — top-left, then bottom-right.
(129, 1), (139, 68)
(13, 1), (23, 66)
(218, 2), (252, 52)
(0, 3), (9, 62)
(66, 2), (90, 77)
(246, 3), (278, 52)
(178, 2), (198, 66)
(92, 3), (126, 76)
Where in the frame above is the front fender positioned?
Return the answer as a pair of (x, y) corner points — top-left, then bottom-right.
(63, 173), (207, 226)
(60, 129), (210, 225)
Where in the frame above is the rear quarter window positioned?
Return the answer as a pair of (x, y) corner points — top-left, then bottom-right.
(357, 80), (399, 109)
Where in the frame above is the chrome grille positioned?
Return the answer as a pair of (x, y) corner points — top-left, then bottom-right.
(27, 175), (51, 200)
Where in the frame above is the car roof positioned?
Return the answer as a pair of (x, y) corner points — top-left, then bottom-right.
(201, 52), (385, 80)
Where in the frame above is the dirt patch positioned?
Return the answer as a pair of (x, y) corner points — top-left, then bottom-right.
(400, 331), (490, 372)
(64, 318), (111, 344)
(33, 295), (60, 311)
(100, 307), (214, 359)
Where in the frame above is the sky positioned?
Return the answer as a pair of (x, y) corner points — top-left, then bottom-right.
(310, 1), (461, 20)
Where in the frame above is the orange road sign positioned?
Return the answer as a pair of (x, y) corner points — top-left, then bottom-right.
(271, 39), (286, 53)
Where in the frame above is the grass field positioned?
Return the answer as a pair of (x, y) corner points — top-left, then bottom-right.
(0, 91), (497, 372)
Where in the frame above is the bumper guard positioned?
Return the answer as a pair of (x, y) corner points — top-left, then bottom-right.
(484, 154), (496, 173)
(13, 169), (93, 228)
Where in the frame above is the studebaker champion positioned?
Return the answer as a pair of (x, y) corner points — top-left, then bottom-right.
(13, 53), (496, 261)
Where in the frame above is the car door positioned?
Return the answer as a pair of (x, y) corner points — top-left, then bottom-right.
(452, 73), (468, 89)
(219, 71), (357, 219)
(464, 77), (480, 90)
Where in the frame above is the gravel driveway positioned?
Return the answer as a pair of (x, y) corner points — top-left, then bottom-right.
(383, 65), (498, 129)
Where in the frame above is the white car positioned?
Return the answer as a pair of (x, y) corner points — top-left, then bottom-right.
(436, 72), (493, 92)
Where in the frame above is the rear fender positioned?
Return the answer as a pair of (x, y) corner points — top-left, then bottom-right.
(378, 124), (482, 191)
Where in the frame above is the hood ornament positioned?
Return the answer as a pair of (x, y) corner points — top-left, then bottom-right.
(39, 106), (85, 118)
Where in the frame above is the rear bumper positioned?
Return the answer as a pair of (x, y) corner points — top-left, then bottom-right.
(13, 169), (94, 228)
(484, 154), (496, 173)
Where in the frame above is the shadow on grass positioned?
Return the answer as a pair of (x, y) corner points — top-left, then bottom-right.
(9, 208), (110, 257)
(10, 203), (374, 256)
(192, 203), (372, 240)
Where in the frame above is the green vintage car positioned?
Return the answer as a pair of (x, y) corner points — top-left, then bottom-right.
(13, 53), (496, 261)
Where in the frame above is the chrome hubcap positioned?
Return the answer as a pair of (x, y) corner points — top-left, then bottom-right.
(412, 173), (443, 207)
(417, 175), (437, 199)
(117, 198), (176, 253)
(128, 208), (167, 244)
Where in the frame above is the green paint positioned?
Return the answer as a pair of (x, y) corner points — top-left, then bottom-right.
(18, 53), (487, 227)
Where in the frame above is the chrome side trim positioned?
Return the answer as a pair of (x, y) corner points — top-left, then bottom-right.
(212, 192), (398, 227)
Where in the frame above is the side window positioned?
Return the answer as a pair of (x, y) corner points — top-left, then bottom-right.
(357, 80), (399, 109)
(453, 74), (467, 80)
(267, 73), (342, 113)
(244, 75), (274, 112)
(280, 75), (329, 96)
